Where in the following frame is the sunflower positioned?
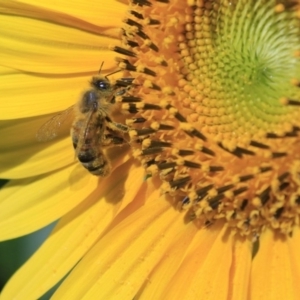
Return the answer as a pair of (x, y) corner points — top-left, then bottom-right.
(1, 0), (300, 299)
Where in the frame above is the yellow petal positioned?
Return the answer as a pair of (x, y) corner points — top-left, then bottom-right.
(0, 1), (122, 74)
(288, 227), (300, 294)
(0, 0), (125, 42)
(51, 191), (185, 299)
(0, 69), (130, 119)
(161, 224), (238, 300)
(0, 0), (127, 119)
(0, 19), (117, 74)
(0, 117), (59, 150)
(0, 147), (132, 240)
(0, 161), (144, 300)
(0, 164), (97, 240)
(0, 117), (75, 178)
(0, 75), (92, 119)
(135, 219), (199, 299)
(9, 0), (126, 26)
(227, 236), (252, 299)
(146, 232), (251, 300)
(251, 229), (300, 300)
(0, 137), (74, 179)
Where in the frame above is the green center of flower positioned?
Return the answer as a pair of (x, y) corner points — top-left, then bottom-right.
(181, 0), (300, 139)
(116, 0), (300, 236)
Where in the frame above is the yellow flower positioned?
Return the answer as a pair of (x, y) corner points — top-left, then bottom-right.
(1, 0), (300, 299)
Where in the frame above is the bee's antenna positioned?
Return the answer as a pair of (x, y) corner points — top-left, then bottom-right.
(98, 62), (104, 74)
(98, 62), (121, 78)
(105, 69), (122, 78)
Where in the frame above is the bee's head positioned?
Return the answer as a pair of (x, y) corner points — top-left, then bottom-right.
(91, 76), (111, 91)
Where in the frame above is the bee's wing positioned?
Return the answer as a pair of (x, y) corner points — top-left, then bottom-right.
(36, 106), (74, 142)
(73, 109), (98, 157)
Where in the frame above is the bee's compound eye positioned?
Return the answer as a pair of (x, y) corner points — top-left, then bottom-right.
(94, 79), (110, 91)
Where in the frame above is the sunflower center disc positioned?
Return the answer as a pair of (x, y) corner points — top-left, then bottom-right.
(115, 0), (300, 236)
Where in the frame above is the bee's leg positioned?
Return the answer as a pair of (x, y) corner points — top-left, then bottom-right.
(102, 133), (127, 146)
(107, 120), (128, 133)
(112, 78), (135, 101)
(110, 88), (133, 105)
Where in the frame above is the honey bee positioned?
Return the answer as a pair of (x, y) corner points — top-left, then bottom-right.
(37, 73), (133, 176)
